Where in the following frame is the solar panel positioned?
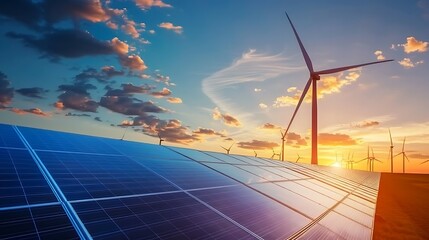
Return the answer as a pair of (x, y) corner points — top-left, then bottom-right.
(0, 123), (382, 239)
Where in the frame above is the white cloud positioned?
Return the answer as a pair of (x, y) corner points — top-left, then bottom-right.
(254, 88), (262, 92)
(259, 103), (268, 109)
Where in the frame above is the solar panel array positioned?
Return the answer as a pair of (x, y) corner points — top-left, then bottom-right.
(0, 123), (381, 239)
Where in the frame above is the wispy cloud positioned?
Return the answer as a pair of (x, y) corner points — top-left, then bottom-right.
(237, 140), (279, 150)
(167, 97), (182, 104)
(135, 0), (172, 10)
(319, 133), (359, 146)
(260, 123), (281, 130)
(212, 107), (241, 127)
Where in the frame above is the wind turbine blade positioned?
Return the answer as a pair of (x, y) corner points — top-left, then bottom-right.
(285, 12), (314, 73)
(284, 77), (312, 135)
(316, 59), (394, 75)
(402, 137), (406, 152)
(420, 160), (429, 165)
(394, 152), (402, 157)
(389, 128), (393, 146)
(405, 154), (409, 162)
(374, 158), (383, 163)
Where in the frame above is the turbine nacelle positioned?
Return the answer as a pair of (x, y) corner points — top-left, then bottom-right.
(311, 73), (321, 80)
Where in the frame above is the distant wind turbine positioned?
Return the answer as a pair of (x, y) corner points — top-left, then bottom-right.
(357, 146), (381, 172)
(254, 150), (258, 157)
(280, 130), (287, 161)
(158, 133), (164, 145)
(271, 148), (280, 160)
(283, 12), (393, 165)
(120, 126), (128, 141)
(296, 154), (301, 163)
(388, 129), (394, 173)
(394, 137), (409, 173)
(221, 143), (234, 154)
(346, 152), (355, 170)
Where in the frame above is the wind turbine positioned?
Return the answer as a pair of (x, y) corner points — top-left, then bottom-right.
(254, 150), (258, 157)
(271, 148), (280, 160)
(296, 154), (301, 163)
(394, 137), (409, 173)
(370, 148), (383, 172)
(158, 133), (164, 145)
(283, 12), (393, 165)
(120, 126), (128, 141)
(346, 152), (355, 169)
(280, 130), (287, 161)
(221, 143), (234, 154)
(388, 129), (394, 173)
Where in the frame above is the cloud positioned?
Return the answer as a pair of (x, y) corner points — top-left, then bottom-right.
(254, 88), (262, 92)
(193, 128), (226, 138)
(75, 66), (124, 83)
(286, 132), (307, 147)
(106, 21), (118, 29)
(203, 50), (302, 122)
(237, 140), (279, 150)
(7, 29), (119, 61)
(408, 153), (429, 159)
(0, 0), (42, 30)
(259, 103), (268, 109)
(158, 22), (183, 34)
(121, 83), (154, 94)
(154, 73), (173, 86)
(374, 50), (386, 60)
(57, 82), (98, 112)
(94, 116), (102, 122)
(287, 87), (297, 92)
(150, 87), (172, 98)
(135, 0), (172, 9)
(43, 0), (110, 24)
(260, 123), (281, 130)
(121, 19), (140, 38)
(0, 71), (14, 107)
(10, 107), (49, 117)
(16, 87), (48, 98)
(212, 107), (241, 127)
(65, 112), (91, 117)
(319, 133), (358, 146)
(110, 37), (129, 55)
(401, 36), (428, 53)
(119, 55), (148, 71)
(167, 97), (182, 104)
(355, 120), (380, 128)
(398, 58), (424, 68)
(100, 95), (166, 116)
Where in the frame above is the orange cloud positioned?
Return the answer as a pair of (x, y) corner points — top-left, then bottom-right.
(212, 107), (241, 127)
(158, 22), (183, 34)
(402, 36), (428, 53)
(106, 21), (118, 29)
(355, 120), (380, 128)
(110, 37), (129, 55)
(121, 20), (140, 38)
(11, 108), (49, 117)
(54, 101), (64, 109)
(193, 128), (225, 137)
(398, 58), (424, 68)
(319, 133), (358, 146)
(135, 0), (172, 9)
(374, 50), (386, 60)
(167, 97), (182, 104)
(120, 55), (147, 71)
(237, 140), (279, 150)
(409, 153), (429, 159)
(260, 123), (281, 130)
(286, 132), (307, 147)
(150, 88), (172, 98)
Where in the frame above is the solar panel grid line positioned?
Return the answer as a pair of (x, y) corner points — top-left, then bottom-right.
(0, 201), (60, 212)
(32, 149), (124, 157)
(202, 151), (250, 165)
(105, 150), (264, 240)
(286, 181), (370, 240)
(12, 126), (92, 240)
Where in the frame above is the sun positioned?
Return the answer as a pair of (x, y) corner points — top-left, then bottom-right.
(331, 162), (342, 168)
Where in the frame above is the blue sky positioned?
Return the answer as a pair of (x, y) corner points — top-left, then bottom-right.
(1, 0), (429, 173)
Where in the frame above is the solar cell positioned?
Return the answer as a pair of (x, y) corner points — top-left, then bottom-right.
(0, 148), (57, 208)
(167, 146), (225, 163)
(204, 162), (268, 184)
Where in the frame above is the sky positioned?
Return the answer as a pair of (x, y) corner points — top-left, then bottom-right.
(0, 0), (428, 173)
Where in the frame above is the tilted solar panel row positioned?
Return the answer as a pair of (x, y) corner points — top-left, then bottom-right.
(0, 123), (381, 239)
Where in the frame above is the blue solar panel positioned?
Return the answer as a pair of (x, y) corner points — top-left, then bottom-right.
(17, 126), (120, 155)
(35, 151), (178, 201)
(72, 192), (254, 239)
(0, 124), (383, 239)
(0, 204), (79, 239)
(0, 148), (57, 208)
(0, 124), (25, 149)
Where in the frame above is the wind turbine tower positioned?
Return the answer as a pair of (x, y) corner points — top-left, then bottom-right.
(281, 130), (287, 161)
(389, 129), (394, 173)
(158, 133), (164, 146)
(283, 12), (393, 165)
(221, 143), (234, 154)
